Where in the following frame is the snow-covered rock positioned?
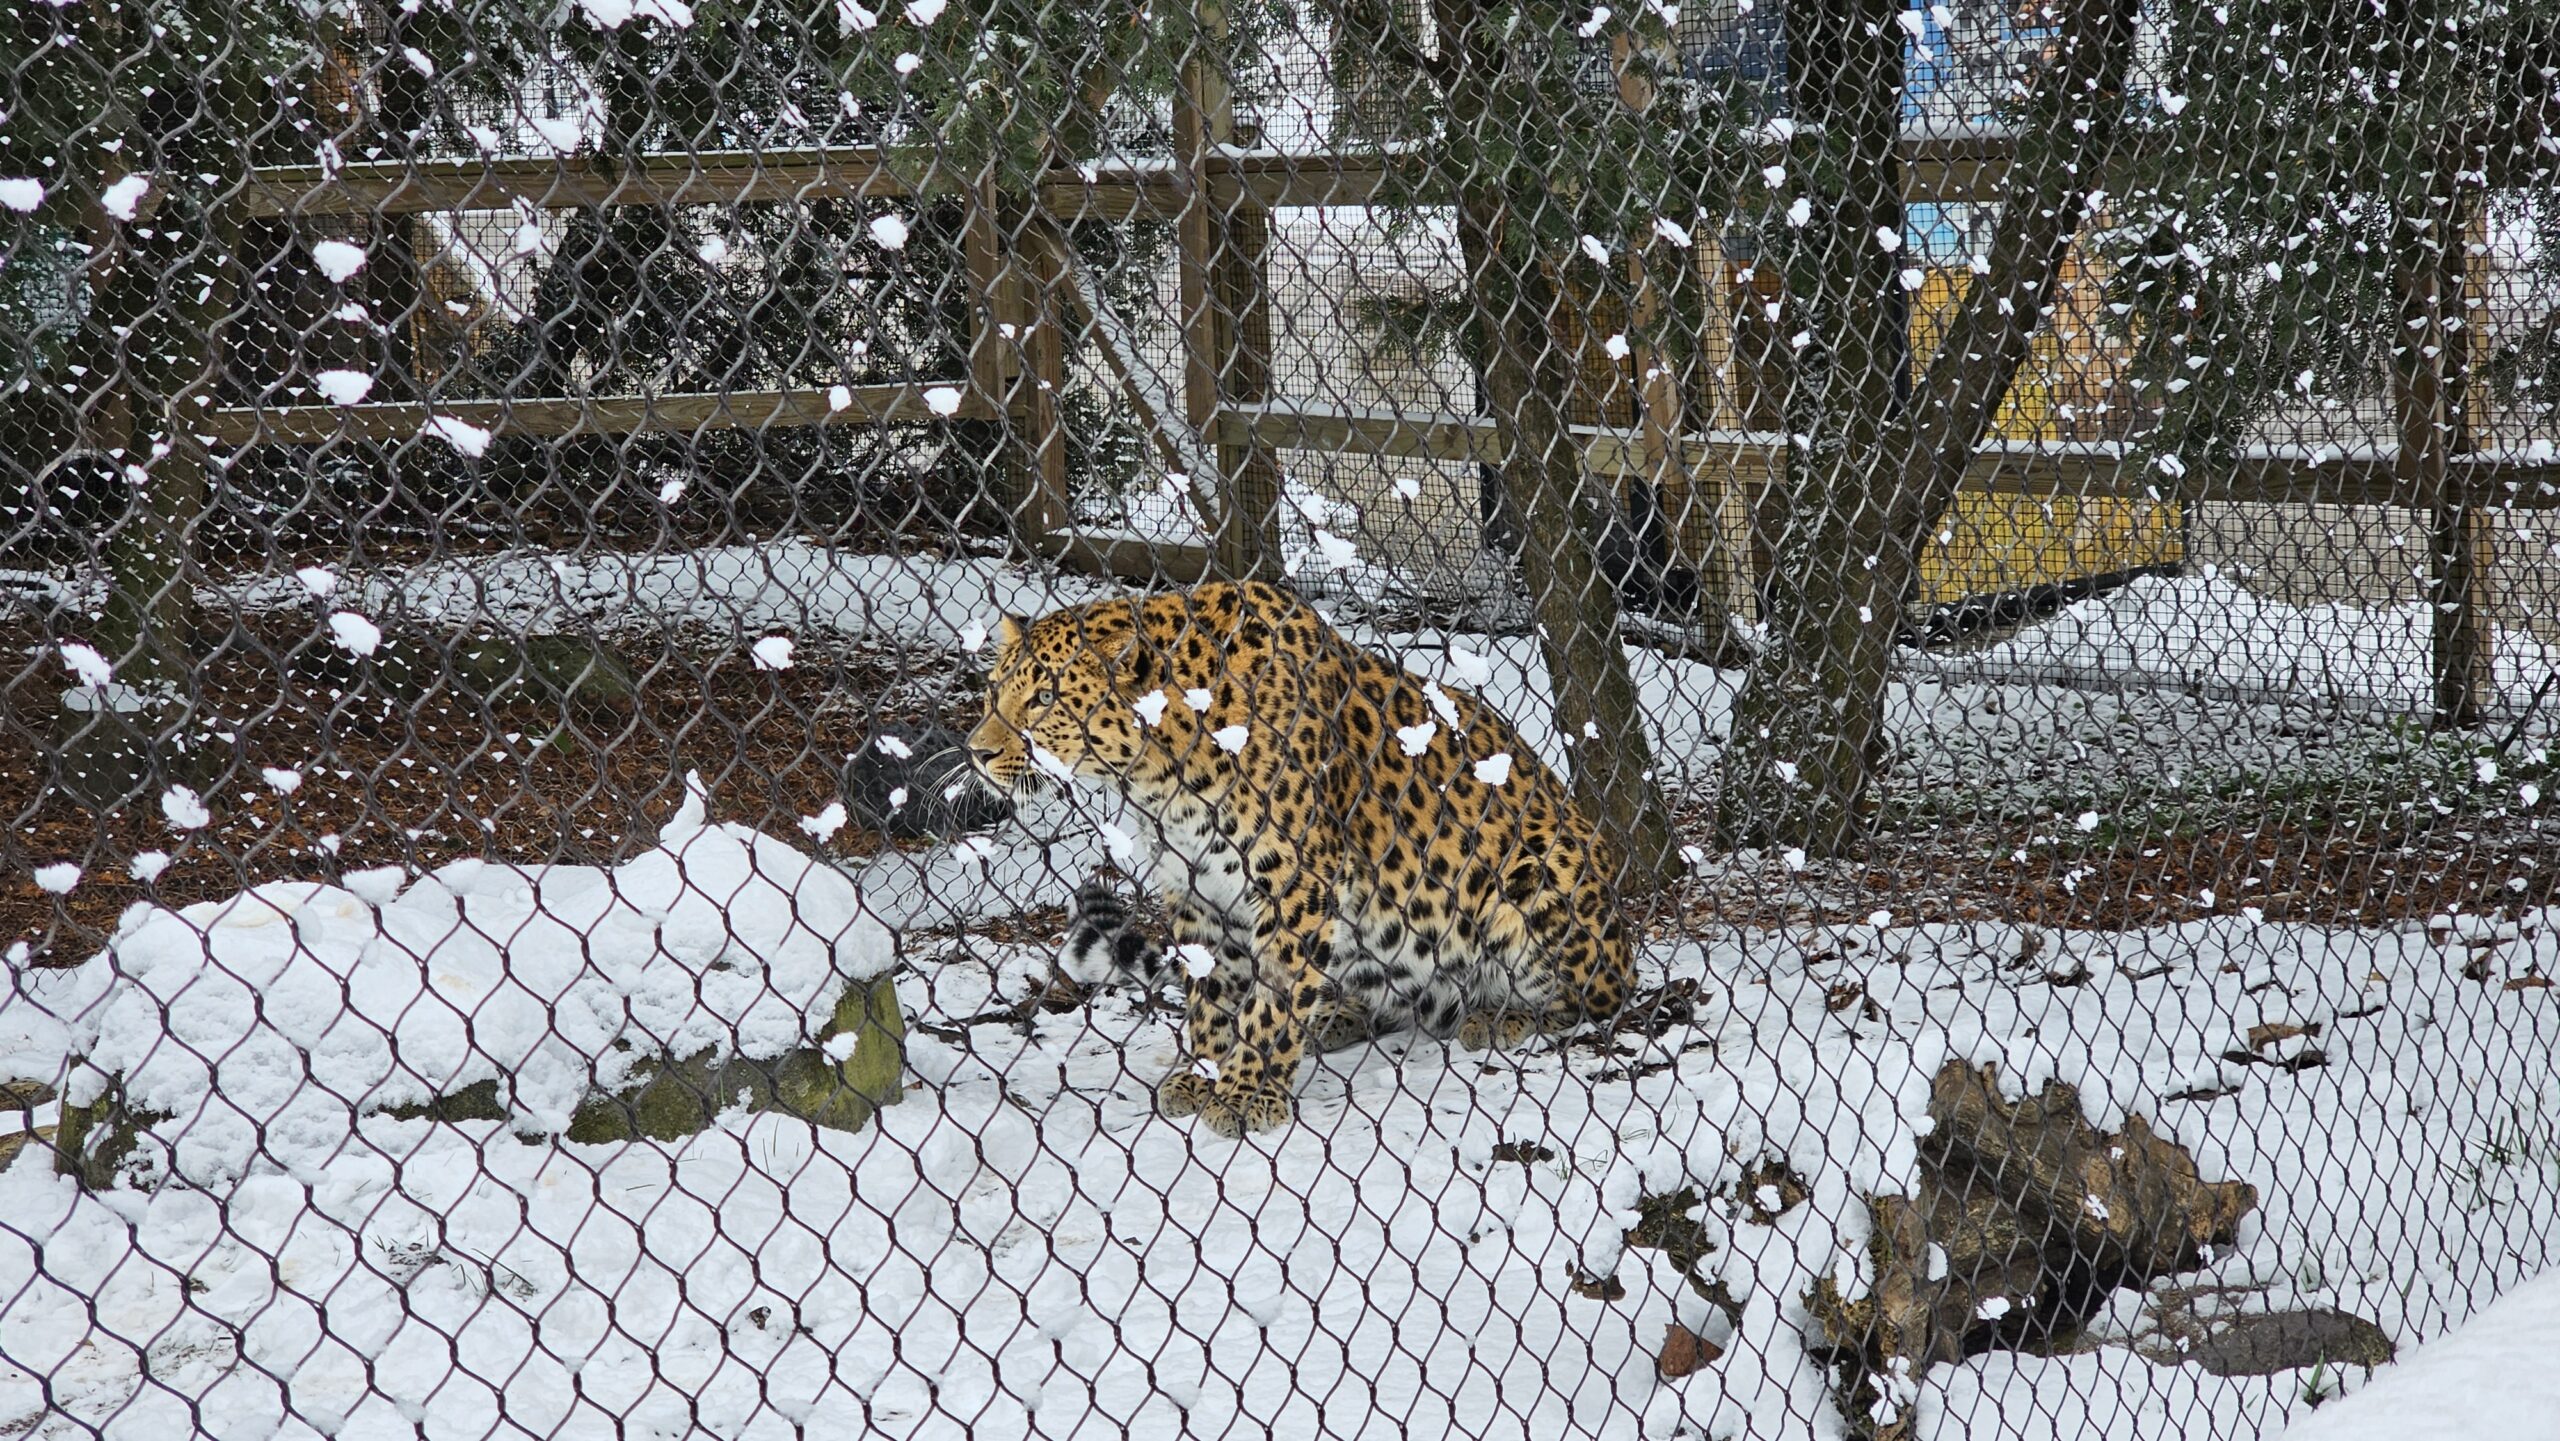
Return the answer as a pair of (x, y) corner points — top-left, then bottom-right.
(39, 789), (891, 1189)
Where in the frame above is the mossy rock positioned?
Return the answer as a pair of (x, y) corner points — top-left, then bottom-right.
(567, 972), (905, 1142)
(62, 974), (905, 1189)
(2191, 1309), (2395, 1377)
(52, 1080), (168, 1191)
(380, 1078), (509, 1125)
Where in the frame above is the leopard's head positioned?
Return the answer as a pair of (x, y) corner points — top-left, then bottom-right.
(965, 601), (1154, 794)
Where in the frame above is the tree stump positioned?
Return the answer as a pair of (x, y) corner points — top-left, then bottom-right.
(1809, 1060), (2257, 1439)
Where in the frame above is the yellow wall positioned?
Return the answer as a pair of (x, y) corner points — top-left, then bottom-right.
(1904, 263), (2182, 604)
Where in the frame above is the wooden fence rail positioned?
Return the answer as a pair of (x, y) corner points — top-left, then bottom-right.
(199, 384), (995, 447)
(1219, 403), (2560, 509)
(236, 130), (2030, 221)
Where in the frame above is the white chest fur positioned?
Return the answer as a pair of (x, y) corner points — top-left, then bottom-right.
(1136, 799), (1254, 923)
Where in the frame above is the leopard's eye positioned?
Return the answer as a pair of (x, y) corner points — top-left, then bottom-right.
(1031, 685), (1060, 708)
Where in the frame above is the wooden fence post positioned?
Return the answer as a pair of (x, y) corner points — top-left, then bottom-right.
(1632, 242), (1758, 633)
(963, 178), (1030, 540)
(1211, 189), (1285, 580)
(970, 183), (1070, 544)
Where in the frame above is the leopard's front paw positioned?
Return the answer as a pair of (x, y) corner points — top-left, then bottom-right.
(1197, 1079), (1293, 1138)
(1156, 1068), (1216, 1119)
(1455, 1009), (1546, 1052)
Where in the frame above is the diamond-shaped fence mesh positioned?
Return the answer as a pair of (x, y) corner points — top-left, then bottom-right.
(2, 1), (2558, 1436)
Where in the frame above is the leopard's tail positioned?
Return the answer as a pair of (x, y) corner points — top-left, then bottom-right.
(1059, 880), (1171, 987)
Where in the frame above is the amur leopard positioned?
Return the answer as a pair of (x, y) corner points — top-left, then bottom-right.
(967, 580), (1631, 1136)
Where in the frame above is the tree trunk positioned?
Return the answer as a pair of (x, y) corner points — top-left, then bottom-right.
(1433, 2), (1689, 890)
(85, 217), (221, 698)
(1720, 0), (2139, 854)
(1435, 0), (1679, 887)
(60, 88), (247, 806)
(1807, 1061), (2258, 1439)
(2396, 194), (2485, 728)
(1718, 0), (1910, 854)
(1457, 197), (1681, 888)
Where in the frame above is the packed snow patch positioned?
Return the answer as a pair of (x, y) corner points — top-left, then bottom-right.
(576, 0), (697, 26)
(312, 368), (374, 406)
(420, 414), (493, 457)
(225, 542), (1118, 654)
(1928, 571), (2560, 714)
(56, 642), (111, 687)
(159, 785), (210, 831)
(327, 610), (383, 656)
(98, 174), (149, 221)
(308, 239), (367, 283)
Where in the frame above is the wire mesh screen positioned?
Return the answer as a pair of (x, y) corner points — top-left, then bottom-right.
(4, 0), (2559, 1437)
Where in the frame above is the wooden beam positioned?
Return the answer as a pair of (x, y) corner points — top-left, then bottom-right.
(241, 148), (913, 218)
(1897, 127), (2024, 205)
(961, 181), (1010, 416)
(1013, 214), (1077, 539)
(964, 177), (1054, 544)
(1225, 401), (1509, 464)
(199, 383), (991, 447)
(1217, 401), (2560, 508)
(1175, 32), (1226, 508)
(1021, 216), (1225, 529)
(1211, 201), (1286, 578)
(238, 129), (2040, 222)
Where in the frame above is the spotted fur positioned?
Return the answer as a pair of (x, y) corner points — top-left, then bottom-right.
(968, 580), (1632, 1137)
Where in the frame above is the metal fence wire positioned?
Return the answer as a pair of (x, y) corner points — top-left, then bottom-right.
(3, 0), (2559, 1436)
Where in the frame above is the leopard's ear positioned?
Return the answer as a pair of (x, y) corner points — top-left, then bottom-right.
(994, 614), (1029, 654)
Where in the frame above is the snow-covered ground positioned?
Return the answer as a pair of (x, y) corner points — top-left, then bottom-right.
(1916, 569), (2560, 717)
(3, 778), (893, 1186)
(7, 816), (2557, 1439)
(182, 539), (2560, 818)
(208, 539), (2560, 722)
(222, 544), (1124, 658)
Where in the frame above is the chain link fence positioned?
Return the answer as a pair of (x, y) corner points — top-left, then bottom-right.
(4, 1), (2559, 1436)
